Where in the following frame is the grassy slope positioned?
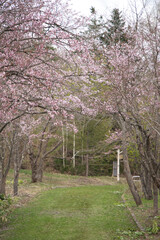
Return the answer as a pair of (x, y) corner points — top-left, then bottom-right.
(1, 184), (137, 240)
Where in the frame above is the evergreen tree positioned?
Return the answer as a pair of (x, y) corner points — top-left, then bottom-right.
(87, 7), (104, 39)
(100, 8), (128, 45)
(87, 8), (128, 46)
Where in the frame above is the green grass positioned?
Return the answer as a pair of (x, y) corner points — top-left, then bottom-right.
(1, 185), (137, 240)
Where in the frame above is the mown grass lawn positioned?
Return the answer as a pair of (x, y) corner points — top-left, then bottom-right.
(1, 185), (137, 240)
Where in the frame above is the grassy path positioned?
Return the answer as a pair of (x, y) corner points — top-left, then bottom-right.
(1, 185), (137, 240)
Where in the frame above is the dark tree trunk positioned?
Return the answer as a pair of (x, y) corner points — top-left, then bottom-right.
(145, 171), (153, 200)
(37, 159), (43, 182)
(137, 128), (160, 189)
(0, 159), (4, 194)
(29, 139), (62, 183)
(85, 130), (89, 177)
(29, 154), (38, 183)
(152, 132), (159, 215)
(0, 176), (6, 195)
(13, 130), (26, 196)
(86, 154), (89, 177)
(153, 182), (158, 215)
(13, 151), (23, 196)
(140, 165), (153, 200)
(123, 152), (142, 206)
(37, 169), (43, 182)
(0, 134), (13, 195)
(13, 170), (19, 196)
(0, 135), (5, 195)
(31, 163), (38, 183)
(121, 119), (142, 206)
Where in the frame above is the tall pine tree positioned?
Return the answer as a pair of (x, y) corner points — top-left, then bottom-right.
(100, 8), (128, 45)
(87, 7), (104, 39)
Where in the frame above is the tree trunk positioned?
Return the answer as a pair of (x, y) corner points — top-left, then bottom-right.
(145, 171), (153, 200)
(0, 135), (5, 195)
(13, 170), (19, 196)
(13, 154), (24, 196)
(123, 153), (142, 206)
(29, 154), (38, 183)
(37, 169), (43, 182)
(13, 131), (26, 195)
(62, 124), (65, 168)
(153, 182), (158, 215)
(29, 140), (62, 183)
(140, 165), (153, 200)
(86, 154), (89, 177)
(13, 151), (19, 196)
(81, 125), (85, 165)
(0, 159), (4, 194)
(121, 119), (142, 206)
(31, 164), (38, 183)
(0, 135), (11, 196)
(37, 160), (43, 182)
(65, 124), (68, 163)
(73, 124), (76, 168)
(0, 176), (6, 195)
(86, 129), (89, 177)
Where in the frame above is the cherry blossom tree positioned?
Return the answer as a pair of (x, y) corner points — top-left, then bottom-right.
(0, 0), (98, 194)
(0, 0), (93, 133)
(27, 115), (62, 183)
(89, 5), (160, 208)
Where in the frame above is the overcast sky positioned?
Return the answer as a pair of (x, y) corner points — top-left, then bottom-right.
(69, 0), (154, 18)
(69, 0), (131, 16)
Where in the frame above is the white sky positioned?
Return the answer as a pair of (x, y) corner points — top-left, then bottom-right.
(69, 0), (154, 18)
(69, 0), (131, 16)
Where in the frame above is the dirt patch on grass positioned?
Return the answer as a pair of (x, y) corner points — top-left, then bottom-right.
(73, 176), (116, 186)
(5, 172), (119, 209)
